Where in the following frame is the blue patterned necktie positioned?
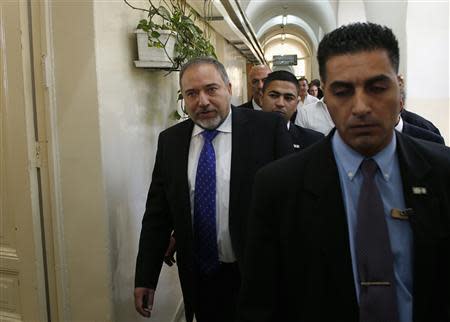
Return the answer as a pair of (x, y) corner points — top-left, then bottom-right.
(194, 130), (220, 274)
(356, 158), (399, 322)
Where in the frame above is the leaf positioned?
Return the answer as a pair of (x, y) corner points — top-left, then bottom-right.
(158, 6), (171, 20)
(137, 19), (149, 31)
(151, 30), (160, 38)
(169, 109), (182, 121)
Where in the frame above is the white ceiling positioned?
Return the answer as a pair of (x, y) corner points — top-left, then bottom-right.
(188, 0), (339, 64)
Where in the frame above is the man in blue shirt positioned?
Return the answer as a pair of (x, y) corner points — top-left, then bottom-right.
(238, 22), (450, 322)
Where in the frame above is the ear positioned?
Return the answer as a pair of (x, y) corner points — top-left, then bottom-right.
(397, 75), (404, 88)
(227, 82), (232, 95)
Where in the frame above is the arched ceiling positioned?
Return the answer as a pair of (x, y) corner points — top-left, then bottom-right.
(240, 0), (337, 57)
(187, 0), (339, 64)
(257, 16), (318, 51)
(264, 34), (312, 58)
(242, 0), (337, 34)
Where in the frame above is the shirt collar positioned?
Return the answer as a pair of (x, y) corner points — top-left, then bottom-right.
(192, 107), (232, 137)
(395, 116), (404, 132)
(317, 99), (326, 108)
(332, 130), (397, 182)
(252, 98), (263, 111)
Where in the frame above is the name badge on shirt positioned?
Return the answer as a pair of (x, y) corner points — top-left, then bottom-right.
(412, 186), (427, 195)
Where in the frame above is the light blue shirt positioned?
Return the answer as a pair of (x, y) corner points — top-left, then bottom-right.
(332, 131), (413, 322)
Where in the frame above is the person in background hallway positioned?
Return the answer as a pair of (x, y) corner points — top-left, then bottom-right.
(289, 77), (320, 124)
(297, 77), (319, 109)
(238, 22), (450, 322)
(308, 83), (319, 97)
(134, 57), (292, 322)
(295, 82), (445, 142)
(394, 80), (445, 144)
(309, 78), (324, 99)
(238, 65), (271, 110)
(400, 109), (441, 136)
(295, 97), (335, 135)
(397, 76), (443, 137)
(396, 115), (445, 144)
(260, 70), (323, 151)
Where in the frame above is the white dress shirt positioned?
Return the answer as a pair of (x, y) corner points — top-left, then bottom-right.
(295, 98), (335, 135)
(187, 109), (236, 262)
(252, 98), (263, 111)
(395, 116), (404, 132)
(297, 93), (319, 108)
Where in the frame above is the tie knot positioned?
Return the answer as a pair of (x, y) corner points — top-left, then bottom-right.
(202, 130), (219, 142)
(360, 158), (378, 179)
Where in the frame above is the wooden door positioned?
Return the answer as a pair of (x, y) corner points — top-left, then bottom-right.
(1, 1), (56, 321)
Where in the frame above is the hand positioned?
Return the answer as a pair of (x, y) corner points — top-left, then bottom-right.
(134, 287), (155, 318)
(164, 235), (176, 266)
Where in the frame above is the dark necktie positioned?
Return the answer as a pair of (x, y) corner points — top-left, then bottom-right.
(356, 159), (399, 322)
(193, 130), (220, 274)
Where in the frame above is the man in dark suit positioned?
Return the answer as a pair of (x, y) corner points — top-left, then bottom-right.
(238, 23), (450, 322)
(395, 85), (445, 144)
(134, 57), (293, 322)
(401, 109), (441, 135)
(402, 121), (444, 144)
(397, 116), (445, 144)
(259, 70), (324, 151)
(238, 65), (271, 110)
(397, 77), (442, 136)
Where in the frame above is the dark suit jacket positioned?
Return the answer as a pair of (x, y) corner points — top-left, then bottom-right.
(402, 121), (445, 144)
(238, 131), (450, 322)
(135, 107), (293, 321)
(401, 109), (441, 135)
(289, 123), (324, 151)
(238, 99), (254, 110)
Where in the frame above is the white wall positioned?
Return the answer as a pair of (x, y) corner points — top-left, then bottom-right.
(50, 1), (114, 320)
(364, 1), (408, 80)
(213, 32), (248, 106)
(94, 2), (182, 321)
(337, 0), (366, 27)
(406, 1), (449, 144)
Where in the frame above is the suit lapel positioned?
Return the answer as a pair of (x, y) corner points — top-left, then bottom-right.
(172, 120), (195, 237)
(395, 132), (442, 314)
(229, 108), (250, 215)
(396, 132), (436, 239)
(289, 124), (303, 150)
(303, 136), (358, 305)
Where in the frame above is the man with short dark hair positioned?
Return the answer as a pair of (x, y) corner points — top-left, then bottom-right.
(238, 23), (450, 322)
(134, 57), (292, 322)
(260, 70), (323, 151)
(297, 76), (319, 108)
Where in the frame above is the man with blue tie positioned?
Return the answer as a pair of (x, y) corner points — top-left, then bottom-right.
(238, 23), (450, 322)
(134, 57), (292, 322)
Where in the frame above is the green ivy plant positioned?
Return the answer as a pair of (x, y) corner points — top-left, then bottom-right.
(124, 0), (217, 70)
